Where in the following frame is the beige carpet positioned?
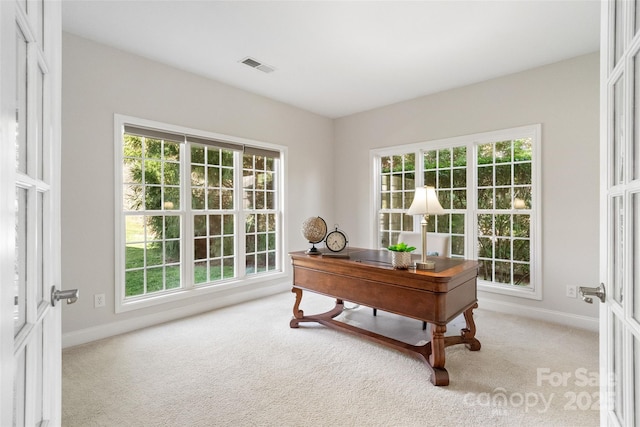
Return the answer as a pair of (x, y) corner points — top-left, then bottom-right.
(62, 291), (599, 426)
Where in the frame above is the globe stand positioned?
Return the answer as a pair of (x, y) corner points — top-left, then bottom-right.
(306, 242), (321, 255)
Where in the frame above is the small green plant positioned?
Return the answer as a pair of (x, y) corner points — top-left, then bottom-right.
(387, 242), (416, 252)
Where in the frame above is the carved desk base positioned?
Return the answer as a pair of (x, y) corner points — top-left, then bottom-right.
(290, 289), (480, 386)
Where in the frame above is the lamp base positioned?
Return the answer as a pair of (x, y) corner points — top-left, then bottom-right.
(415, 260), (436, 270)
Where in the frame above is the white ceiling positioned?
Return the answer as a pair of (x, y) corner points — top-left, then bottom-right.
(61, 0), (601, 118)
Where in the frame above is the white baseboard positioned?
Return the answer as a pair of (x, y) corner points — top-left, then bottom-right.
(62, 281), (290, 349)
(63, 284), (599, 349)
(478, 296), (599, 333)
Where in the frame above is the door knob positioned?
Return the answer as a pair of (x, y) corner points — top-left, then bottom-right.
(579, 283), (605, 304)
(51, 286), (79, 306)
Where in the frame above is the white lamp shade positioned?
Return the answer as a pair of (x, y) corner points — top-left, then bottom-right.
(407, 186), (445, 215)
(513, 198), (526, 209)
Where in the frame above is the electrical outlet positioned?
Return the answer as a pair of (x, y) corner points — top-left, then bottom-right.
(94, 293), (105, 308)
(566, 285), (577, 298)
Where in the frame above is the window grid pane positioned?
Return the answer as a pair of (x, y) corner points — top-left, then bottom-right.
(124, 214), (181, 297)
(424, 147), (466, 258)
(191, 146), (234, 211)
(244, 154), (278, 275)
(476, 139), (532, 288)
(122, 133), (183, 298)
(123, 135), (181, 211)
(379, 153), (415, 247)
(193, 214), (235, 284)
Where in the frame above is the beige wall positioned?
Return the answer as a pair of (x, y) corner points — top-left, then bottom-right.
(334, 52), (600, 322)
(61, 33), (334, 343)
(62, 32), (599, 344)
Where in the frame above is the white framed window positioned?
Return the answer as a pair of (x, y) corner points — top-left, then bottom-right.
(372, 124), (542, 299)
(115, 115), (286, 312)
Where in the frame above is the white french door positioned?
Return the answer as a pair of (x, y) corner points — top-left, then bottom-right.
(0, 0), (63, 425)
(598, 1), (640, 425)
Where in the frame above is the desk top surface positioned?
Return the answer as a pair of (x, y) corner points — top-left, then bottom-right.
(290, 247), (478, 281)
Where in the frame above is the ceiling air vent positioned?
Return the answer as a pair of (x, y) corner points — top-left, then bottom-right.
(240, 57), (275, 74)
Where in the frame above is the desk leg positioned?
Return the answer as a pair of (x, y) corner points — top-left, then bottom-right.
(461, 302), (481, 351)
(289, 287), (344, 328)
(440, 302), (481, 351)
(290, 287), (304, 325)
(429, 325), (446, 368)
(427, 324), (449, 386)
(426, 302), (481, 385)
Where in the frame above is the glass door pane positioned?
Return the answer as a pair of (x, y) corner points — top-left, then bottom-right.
(16, 27), (28, 174)
(615, 0), (626, 66)
(612, 196), (624, 305)
(636, 0), (640, 35)
(35, 325), (44, 423)
(635, 52), (640, 180)
(37, 191), (44, 304)
(613, 317), (625, 424)
(37, 64), (44, 180)
(635, 193), (640, 324)
(635, 336), (640, 426)
(14, 187), (27, 335)
(13, 349), (26, 427)
(614, 75), (626, 185)
(34, 0), (44, 47)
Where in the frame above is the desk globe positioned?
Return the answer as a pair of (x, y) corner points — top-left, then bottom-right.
(301, 216), (327, 254)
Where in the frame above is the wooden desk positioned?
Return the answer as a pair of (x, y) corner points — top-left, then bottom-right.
(289, 248), (481, 386)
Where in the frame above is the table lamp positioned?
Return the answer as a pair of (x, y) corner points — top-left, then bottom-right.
(407, 186), (445, 269)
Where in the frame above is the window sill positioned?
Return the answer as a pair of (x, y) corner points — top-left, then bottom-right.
(115, 270), (288, 313)
(477, 280), (542, 300)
